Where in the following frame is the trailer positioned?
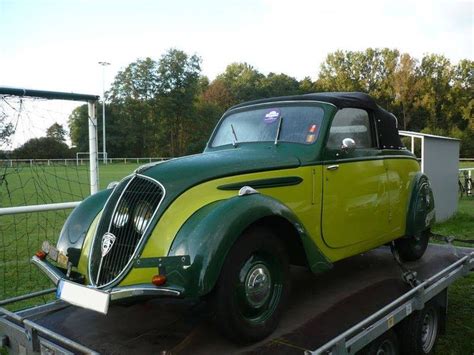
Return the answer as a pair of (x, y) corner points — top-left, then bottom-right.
(0, 243), (472, 355)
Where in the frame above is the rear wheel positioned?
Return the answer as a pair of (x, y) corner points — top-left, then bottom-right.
(359, 329), (399, 355)
(397, 304), (440, 354)
(394, 231), (429, 262)
(213, 227), (290, 343)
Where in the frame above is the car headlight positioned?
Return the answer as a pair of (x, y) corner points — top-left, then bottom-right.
(133, 200), (153, 234)
(113, 200), (130, 228)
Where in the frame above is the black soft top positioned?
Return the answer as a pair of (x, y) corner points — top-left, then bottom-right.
(229, 92), (404, 149)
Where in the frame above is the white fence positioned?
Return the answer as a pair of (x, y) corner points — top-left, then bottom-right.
(0, 157), (171, 167)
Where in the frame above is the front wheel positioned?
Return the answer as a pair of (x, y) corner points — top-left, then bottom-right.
(213, 227), (290, 343)
(393, 230), (430, 262)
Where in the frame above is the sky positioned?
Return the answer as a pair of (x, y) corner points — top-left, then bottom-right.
(0, 0), (472, 148)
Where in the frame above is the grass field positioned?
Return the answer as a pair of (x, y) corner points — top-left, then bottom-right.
(0, 163), (141, 305)
(0, 161), (472, 353)
(433, 197), (474, 354)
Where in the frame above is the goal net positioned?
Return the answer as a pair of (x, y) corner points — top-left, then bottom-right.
(0, 88), (98, 309)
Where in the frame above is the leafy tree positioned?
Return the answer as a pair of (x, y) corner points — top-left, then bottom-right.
(201, 79), (235, 111)
(108, 57), (159, 102)
(13, 137), (72, 159)
(317, 50), (365, 92)
(68, 105), (89, 152)
(156, 49), (202, 156)
(261, 73), (300, 97)
(417, 54), (454, 132)
(216, 63), (266, 104)
(0, 104), (15, 147)
(451, 59), (473, 131)
(46, 122), (67, 142)
(392, 53), (421, 130)
(317, 48), (400, 104)
(299, 76), (315, 94)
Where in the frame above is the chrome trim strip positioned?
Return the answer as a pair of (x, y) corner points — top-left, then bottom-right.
(91, 175), (136, 286)
(323, 155), (417, 165)
(87, 174), (133, 287)
(31, 257), (182, 302)
(109, 284), (182, 301)
(106, 175), (136, 233)
(88, 173), (167, 290)
(31, 256), (63, 285)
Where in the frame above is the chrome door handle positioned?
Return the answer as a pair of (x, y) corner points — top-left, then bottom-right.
(327, 165), (339, 171)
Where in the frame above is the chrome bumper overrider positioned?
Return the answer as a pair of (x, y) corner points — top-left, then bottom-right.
(31, 256), (182, 301)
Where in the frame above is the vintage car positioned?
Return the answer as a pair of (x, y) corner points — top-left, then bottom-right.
(33, 92), (435, 343)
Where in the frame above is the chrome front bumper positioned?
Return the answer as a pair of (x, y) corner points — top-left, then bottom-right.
(31, 256), (182, 301)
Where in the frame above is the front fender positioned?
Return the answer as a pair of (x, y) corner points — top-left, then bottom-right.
(167, 193), (330, 297)
(405, 173), (435, 236)
(57, 189), (112, 266)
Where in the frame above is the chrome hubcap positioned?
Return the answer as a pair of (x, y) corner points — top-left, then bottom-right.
(245, 264), (272, 307)
(421, 310), (438, 352)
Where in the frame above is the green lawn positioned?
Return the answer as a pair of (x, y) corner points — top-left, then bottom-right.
(434, 161), (473, 353)
(0, 163), (141, 306)
(433, 183), (474, 353)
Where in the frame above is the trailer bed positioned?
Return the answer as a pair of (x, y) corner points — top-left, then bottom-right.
(1, 244), (473, 354)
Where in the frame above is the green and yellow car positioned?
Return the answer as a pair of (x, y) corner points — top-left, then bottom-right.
(33, 92), (435, 343)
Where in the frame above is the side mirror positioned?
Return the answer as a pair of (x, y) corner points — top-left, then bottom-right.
(341, 138), (356, 153)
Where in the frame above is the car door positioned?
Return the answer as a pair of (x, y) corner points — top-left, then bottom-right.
(321, 107), (390, 249)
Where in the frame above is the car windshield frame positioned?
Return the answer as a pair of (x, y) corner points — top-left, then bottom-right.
(209, 101), (331, 148)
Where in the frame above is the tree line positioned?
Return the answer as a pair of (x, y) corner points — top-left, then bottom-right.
(11, 48), (474, 158)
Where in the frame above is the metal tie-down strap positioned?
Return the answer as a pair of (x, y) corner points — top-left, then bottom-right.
(390, 242), (421, 288)
(391, 231), (474, 288)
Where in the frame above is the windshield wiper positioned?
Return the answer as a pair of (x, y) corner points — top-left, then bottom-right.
(231, 124), (239, 147)
(274, 116), (283, 145)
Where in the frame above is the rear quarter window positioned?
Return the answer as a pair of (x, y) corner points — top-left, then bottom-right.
(327, 108), (374, 149)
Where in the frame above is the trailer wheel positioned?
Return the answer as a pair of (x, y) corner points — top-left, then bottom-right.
(397, 304), (439, 354)
(213, 227), (290, 343)
(360, 329), (399, 355)
(394, 231), (429, 262)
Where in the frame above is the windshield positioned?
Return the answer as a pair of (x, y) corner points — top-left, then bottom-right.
(211, 104), (325, 147)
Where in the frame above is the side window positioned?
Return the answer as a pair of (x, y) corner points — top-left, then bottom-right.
(327, 108), (374, 149)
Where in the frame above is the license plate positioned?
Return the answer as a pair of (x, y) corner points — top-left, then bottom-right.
(42, 241), (69, 268)
(57, 280), (110, 314)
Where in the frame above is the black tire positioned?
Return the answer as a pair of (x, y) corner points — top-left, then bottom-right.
(213, 226), (290, 344)
(394, 231), (429, 262)
(396, 304), (440, 355)
(359, 329), (399, 355)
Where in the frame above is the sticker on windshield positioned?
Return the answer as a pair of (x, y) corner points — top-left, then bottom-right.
(264, 109), (280, 123)
(306, 134), (316, 143)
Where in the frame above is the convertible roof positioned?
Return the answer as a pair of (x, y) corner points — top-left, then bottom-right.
(229, 92), (404, 150)
(230, 92), (381, 110)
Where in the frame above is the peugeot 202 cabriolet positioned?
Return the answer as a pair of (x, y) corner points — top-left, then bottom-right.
(33, 92), (435, 343)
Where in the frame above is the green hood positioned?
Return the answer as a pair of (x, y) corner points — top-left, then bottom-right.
(142, 145), (300, 207)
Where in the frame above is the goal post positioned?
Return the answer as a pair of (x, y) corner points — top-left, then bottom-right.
(0, 87), (100, 194)
(0, 87), (100, 305)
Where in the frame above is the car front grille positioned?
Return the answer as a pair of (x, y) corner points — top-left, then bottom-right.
(89, 174), (164, 287)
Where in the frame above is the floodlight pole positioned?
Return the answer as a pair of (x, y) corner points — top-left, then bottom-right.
(98, 61), (110, 165)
